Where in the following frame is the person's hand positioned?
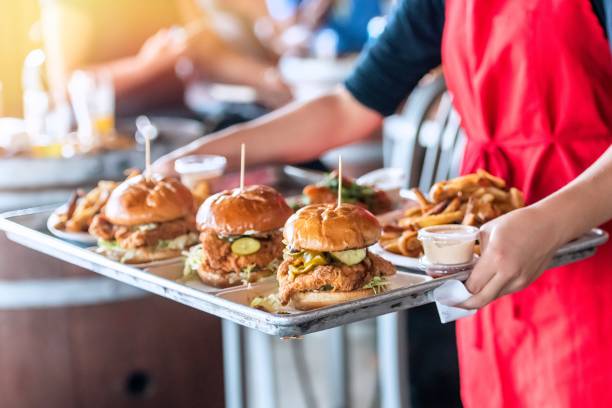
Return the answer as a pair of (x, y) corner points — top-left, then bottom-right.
(255, 68), (293, 108)
(459, 206), (563, 309)
(151, 155), (176, 177)
(137, 27), (189, 74)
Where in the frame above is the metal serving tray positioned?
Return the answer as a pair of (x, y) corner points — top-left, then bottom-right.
(0, 203), (607, 336)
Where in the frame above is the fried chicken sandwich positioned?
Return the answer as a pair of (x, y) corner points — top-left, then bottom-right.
(89, 175), (198, 263)
(278, 203), (395, 310)
(183, 185), (293, 288)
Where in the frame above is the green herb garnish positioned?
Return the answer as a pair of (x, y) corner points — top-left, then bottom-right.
(250, 294), (281, 313)
(363, 276), (389, 295)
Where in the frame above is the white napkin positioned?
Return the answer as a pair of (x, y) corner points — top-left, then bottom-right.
(433, 279), (477, 323)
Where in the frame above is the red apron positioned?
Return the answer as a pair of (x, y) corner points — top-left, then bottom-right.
(442, 1), (612, 407)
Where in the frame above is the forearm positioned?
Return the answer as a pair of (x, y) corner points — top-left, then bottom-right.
(86, 56), (167, 96)
(157, 87), (382, 170)
(197, 47), (274, 89)
(532, 146), (612, 245)
(462, 146), (612, 308)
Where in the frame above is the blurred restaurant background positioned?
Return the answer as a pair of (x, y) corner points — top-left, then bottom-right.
(0, 0), (462, 407)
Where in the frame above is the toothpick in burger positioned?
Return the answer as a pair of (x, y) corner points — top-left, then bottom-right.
(183, 185), (293, 288)
(89, 175), (198, 263)
(278, 203), (396, 310)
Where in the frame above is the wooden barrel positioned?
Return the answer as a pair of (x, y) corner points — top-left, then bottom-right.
(0, 234), (225, 408)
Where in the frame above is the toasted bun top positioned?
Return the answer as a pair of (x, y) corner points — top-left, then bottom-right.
(196, 185), (292, 235)
(103, 175), (194, 226)
(283, 204), (381, 252)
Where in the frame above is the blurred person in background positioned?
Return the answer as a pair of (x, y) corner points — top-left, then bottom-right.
(40, 0), (292, 116)
(155, 0), (612, 407)
(256, 0), (389, 57)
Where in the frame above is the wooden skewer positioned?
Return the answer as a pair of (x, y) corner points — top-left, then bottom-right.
(240, 143), (245, 191)
(337, 155), (342, 208)
(144, 131), (152, 181)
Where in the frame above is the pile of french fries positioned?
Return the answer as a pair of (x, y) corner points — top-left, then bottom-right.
(380, 169), (525, 257)
(55, 181), (118, 232)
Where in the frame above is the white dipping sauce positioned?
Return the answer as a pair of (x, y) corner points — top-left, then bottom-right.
(418, 225), (479, 265)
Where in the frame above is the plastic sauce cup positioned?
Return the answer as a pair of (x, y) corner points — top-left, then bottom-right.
(175, 155), (227, 202)
(417, 225), (479, 266)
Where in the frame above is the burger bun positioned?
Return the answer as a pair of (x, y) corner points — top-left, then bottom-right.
(283, 204), (381, 252)
(97, 246), (183, 264)
(104, 175), (194, 226)
(291, 289), (375, 311)
(197, 268), (273, 288)
(197, 185), (292, 236)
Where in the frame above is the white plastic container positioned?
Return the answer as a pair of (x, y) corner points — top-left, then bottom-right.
(418, 225), (479, 266)
(175, 155), (227, 203)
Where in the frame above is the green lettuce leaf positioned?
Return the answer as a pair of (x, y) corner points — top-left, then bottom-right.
(157, 232), (198, 250)
(182, 244), (203, 279)
(363, 276), (389, 295)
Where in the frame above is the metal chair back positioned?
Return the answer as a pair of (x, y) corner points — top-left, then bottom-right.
(383, 74), (465, 191)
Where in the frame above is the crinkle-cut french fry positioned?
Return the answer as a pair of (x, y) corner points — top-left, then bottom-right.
(477, 169), (506, 189)
(411, 188), (431, 209)
(413, 210), (465, 228)
(403, 206), (423, 217)
(509, 187), (525, 208)
(443, 197), (461, 213)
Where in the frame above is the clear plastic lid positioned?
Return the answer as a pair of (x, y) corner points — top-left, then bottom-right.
(175, 155), (227, 175)
(417, 225), (479, 242)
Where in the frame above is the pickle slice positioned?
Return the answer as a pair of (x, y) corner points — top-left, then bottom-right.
(231, 237), (261, 255)
(330, 248), (367, 265)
